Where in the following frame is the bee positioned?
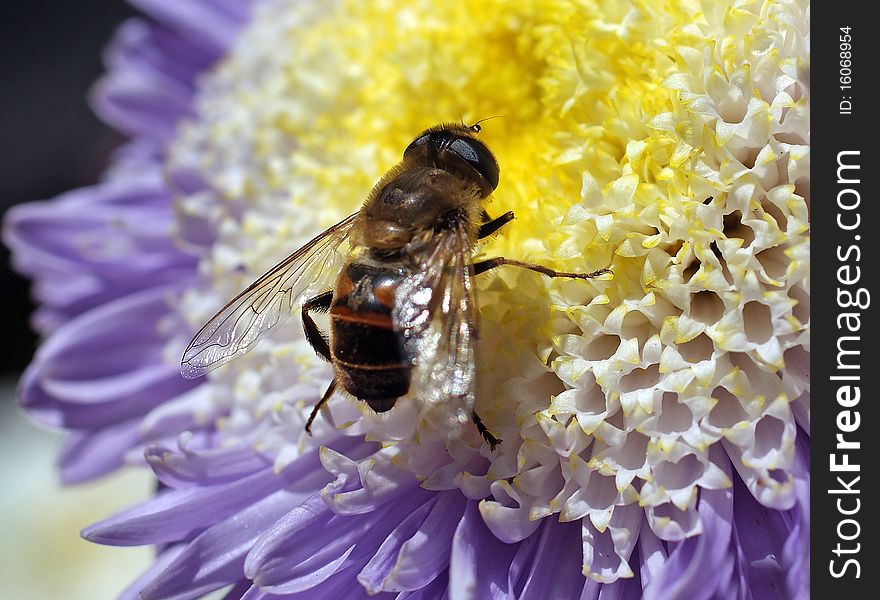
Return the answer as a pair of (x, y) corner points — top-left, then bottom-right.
(180, 122), (610, 448)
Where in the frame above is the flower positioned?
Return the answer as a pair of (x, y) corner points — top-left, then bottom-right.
(5, 0), (810, 599)
(2, 0), (253, 483)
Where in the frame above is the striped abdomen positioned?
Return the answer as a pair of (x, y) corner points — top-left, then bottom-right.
(329, 259), (412, 412)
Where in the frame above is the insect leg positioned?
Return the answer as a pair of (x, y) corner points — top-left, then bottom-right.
(306, 379), (337, 435)
(472, 257), (612, 280)
(477, 211), (515, 239)
(472, 411), (501, 450)
(302, 290), (334, 361)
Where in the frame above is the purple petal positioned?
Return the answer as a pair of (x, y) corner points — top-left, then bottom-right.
(782, 429), (809, 599)
(91, 59), (193, 142)
(245, 487), (432, 594)
(221, 581), (254, 600)
(129, 0), (250, 59)
(595, 572), (643, 600)
(94, 0), (249, 139)
(104, 18), (212, 89)
(732, 429), (809, 599)
(321, 446), (424, 515)
(139, 384), (223, 441)
(83, 468), (288, 546)
(139, 487), (310, 600)
(635, 525), (666, 590)
(119, 545), (185, 600)
(580, 580), (601, 600)
(146, 440), (272, 488)
(83, 439), (365, 546)
(2, 177), (195, 330)
(642, 446), (735, 600)
(731, 477), (788, 599)
(514, 520), (585, 600)
(163, 167), (219, 250)
(58, 418), (143, 484)
(504, 522), (541, 597)
(103, 138), (165, 177)
(240, 570), (397, 600)
(358, 491), (466, 593)
(19, 286), (197, 429)
(394, 572), (448, 600)
(449, 501), (520, 600)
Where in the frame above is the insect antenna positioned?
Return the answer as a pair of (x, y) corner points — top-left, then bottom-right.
(469, 115), (505, 133)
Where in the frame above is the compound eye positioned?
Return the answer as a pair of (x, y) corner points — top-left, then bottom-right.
(404, 134), (430, 156)
(448, 137), (499, 191)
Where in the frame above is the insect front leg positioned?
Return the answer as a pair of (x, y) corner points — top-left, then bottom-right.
(302, 290), (334, 361)
(477, 211), (515, 239)
(472, 257), (612, 280)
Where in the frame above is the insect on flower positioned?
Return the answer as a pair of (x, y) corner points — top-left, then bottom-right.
(180, 122), (611, 448)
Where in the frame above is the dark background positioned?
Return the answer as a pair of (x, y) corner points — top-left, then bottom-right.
(1, 1), (136, 375)
(812, 3), (874, 596)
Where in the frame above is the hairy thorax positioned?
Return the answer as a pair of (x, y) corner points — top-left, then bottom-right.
(351, 166), (480, 251)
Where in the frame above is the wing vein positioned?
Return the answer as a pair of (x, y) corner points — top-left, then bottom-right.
(180, 213), (358, 378)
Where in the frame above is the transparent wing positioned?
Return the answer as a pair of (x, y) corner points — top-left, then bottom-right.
(181, 213), (358, 378)
(394, 221), (478, 416)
